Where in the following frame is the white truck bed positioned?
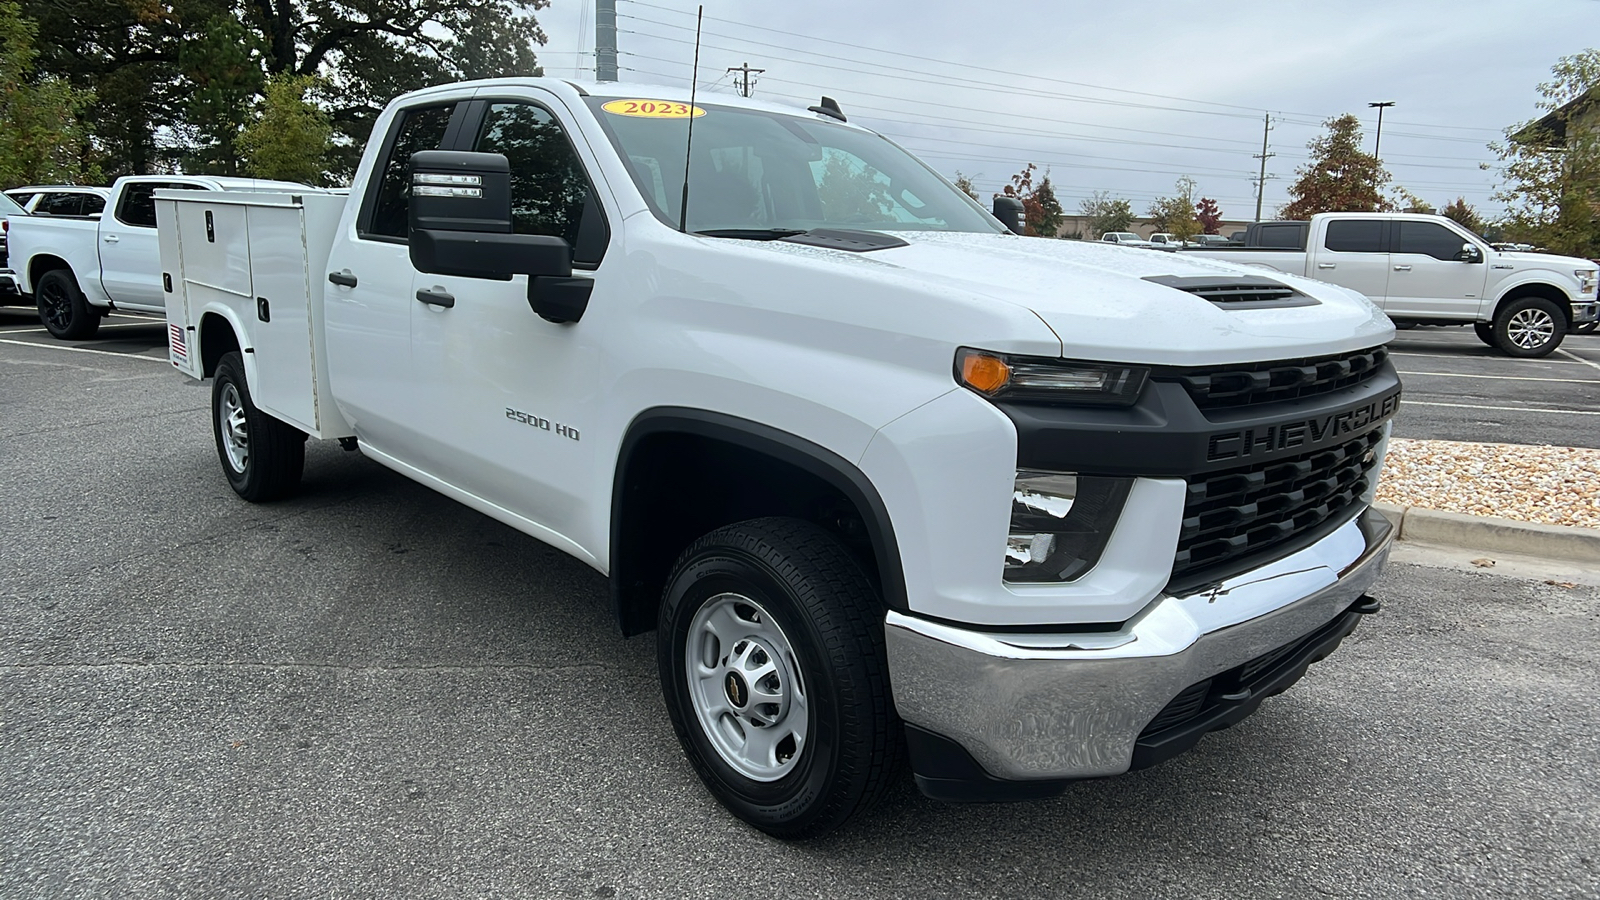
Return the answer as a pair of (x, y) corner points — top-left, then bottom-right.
(157, 189), (354, 439)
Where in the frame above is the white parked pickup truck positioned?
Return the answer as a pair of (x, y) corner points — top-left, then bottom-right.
(1186, 212), (1600, 357)
(158, 78), (1400, 838)
(8, 174), (311, 339)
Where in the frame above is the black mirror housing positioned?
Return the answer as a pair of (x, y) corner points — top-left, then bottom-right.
(407, 149), (575, 281)
(993, 195), (1026, 235)
(410, 229), (573, 280)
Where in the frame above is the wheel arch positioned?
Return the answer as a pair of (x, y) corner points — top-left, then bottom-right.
(609, 407), (907, 637)
(26, 254), (73, 294)
(1495, 281), (1576, 324)
(198, 309), (245, 378)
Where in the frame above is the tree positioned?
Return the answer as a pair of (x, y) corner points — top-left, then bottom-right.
(1032, 174), (1064, 238)
(180, 16), (267, 175)
(952, 170), (979, 202)
(1493, 49), (1600, 257)
(1147, 176), (1202, 241)
(1196, 197), (1222, 234)
(1001, 163), (1044, 235)
(0, 0), (97, 187)
(1281, 114), (1391, 219)
(1440, 197), (1485, 234)
(238, 74), (332, 185)
(1081, 190), (1133, 235)
(1392, 187), (1434, 214)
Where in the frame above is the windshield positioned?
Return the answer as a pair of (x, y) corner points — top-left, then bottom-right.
(584, 97), (1003, 235)
(0, 192), (26, 216)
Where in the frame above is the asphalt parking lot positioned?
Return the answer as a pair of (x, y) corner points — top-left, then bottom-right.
(3, 308), (1599, 898)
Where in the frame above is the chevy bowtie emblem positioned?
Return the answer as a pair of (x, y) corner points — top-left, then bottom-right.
(725, 672), (747, 708)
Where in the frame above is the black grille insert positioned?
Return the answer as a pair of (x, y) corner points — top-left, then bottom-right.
(1156, 346), (1390, 409)
(1174, 429), (1383, 580)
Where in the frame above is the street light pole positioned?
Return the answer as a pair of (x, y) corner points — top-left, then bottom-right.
(1367, 101), (1395, 160)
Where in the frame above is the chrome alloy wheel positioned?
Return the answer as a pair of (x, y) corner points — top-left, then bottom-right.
(686, 592), (808, 782)
(1508, 308), (1556, 350)
(218, 382), (249, 473)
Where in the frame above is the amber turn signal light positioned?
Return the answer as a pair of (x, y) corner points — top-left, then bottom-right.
(959, 351), (1011, 394)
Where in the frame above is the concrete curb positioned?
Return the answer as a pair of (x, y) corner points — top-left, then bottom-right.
(1373, 502), (1600, 565)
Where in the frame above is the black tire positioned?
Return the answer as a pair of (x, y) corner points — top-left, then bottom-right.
(35, 268), (101, 340)
(1473, 322), (1497, 347)
(1392, 320), (1417, 330)
(1576, 321), (1598, 335)
(211, 351), (305, 502)
(1492, 296), (1566, 358)
(658, 517), (902, 839)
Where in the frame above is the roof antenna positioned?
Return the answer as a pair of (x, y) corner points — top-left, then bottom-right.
(677, 4), (704, 234)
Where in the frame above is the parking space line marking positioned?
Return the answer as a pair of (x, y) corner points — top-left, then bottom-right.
(0, 338), (167, 363)
(1390, 350), (1586, 365)
(0, 321), (159, 335)
(1404, 400), (1600, 417)
(1557, 348), (1600, 373)
(1396, 369), (1600, 384)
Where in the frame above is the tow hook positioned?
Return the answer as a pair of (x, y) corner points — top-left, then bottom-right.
(1352, 595), (1382, 615)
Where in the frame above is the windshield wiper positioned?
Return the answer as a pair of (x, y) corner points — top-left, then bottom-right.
(693, 228), (811, 241)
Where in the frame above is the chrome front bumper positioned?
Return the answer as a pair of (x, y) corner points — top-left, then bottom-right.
(886, 508), (1394, 788)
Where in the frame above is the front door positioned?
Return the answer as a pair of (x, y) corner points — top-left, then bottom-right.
(100, 181), (205, 309)
(1315, 218), (1391, 307)
(1383, 219), (1488, 318)
(405, 94), (612, 553)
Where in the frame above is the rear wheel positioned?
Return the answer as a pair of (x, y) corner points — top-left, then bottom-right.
(658, 517), (901, 839)
(1492, 297), (1565, 358)
(212, 351), (305, 502)
(35, 269), (101, 340)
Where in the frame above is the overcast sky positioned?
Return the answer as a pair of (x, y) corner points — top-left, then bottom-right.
(534, 0), (1599, 223)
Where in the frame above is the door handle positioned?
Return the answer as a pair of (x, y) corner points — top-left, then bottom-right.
(1393, 265), (1413, 271)
(102, 234), (119, 244)
(1317, 262), (1335, 269)
(327, 270), (358, 288)
(416, 287), (455, 308)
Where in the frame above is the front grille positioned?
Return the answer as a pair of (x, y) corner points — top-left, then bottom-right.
(1173, 429), (1383, 580)
(1158, 346), (1390, 409)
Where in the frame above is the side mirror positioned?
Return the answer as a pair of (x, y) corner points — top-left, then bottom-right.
(407, 150), (591, 323)
(1457, 242), (1482, 263)
(992, 195), (1026, 235)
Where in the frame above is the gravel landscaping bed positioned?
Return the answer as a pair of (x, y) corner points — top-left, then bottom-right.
(1377, 438), (1600, 530)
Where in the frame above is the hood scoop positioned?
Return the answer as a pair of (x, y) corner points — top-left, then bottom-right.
(1143, 274), (1317, 309)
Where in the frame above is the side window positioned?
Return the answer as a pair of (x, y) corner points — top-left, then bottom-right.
(82, 194), (106, 216)
(115, 182), (204, 228)
(1324, 220), (1385, 253)
(472, 102), (606, 265)
(36, 194), (83, 217)
(1255, 224), (1303, 249)
(1397, 221), (1467, 261)
(364, 103), (458, 240)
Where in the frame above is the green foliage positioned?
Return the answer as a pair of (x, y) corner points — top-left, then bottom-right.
(238, 75), (332, 185)
(1440, 197), (1485, 234)
(1147, 176), (1202, 241)
(1392, 187), (1434, 214)
(1282, 114), (1391, 219)
(1493, 49), (1600, 257)
(1031, 175), (1064, 238)
(1080, 190), (1133, 235)
(1196, 197), (1222, 234)
(0, 0), (98, 187)
(817, 151), (894, 222)
(180, 16), (267, 175)
(952, 170), (979, 202)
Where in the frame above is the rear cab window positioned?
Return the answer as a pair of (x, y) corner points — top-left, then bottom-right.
(1323, 220), (1386, 254)
(117, 182), (207, 228)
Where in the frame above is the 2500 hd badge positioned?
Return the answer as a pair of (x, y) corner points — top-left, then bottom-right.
(1206, 389), (1400, 462)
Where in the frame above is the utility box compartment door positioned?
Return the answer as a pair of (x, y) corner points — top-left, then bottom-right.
(246, 203), (318, 433)
(155, 198), (200, 378)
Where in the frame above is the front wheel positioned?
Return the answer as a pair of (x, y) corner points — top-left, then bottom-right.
(1492, 297), (1566, 358)
(212, 351), (305, 502)
(35, 269), (101, 340)
(658, 518), (902, 839)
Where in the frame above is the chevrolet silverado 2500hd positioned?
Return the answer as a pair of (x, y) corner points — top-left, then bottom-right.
(159, 79), (1400, 838)
(1187, 212), (1599, 357)
(9, 174), (312, 339)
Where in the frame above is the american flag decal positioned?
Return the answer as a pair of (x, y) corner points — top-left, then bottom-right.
(169, 323), (188, 363)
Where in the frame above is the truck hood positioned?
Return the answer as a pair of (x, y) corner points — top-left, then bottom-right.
(1494, 249), (1595, 272)
(745, 231), (1393, 366)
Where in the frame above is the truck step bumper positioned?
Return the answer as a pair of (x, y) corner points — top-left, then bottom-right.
(886, 508), (1394, 799)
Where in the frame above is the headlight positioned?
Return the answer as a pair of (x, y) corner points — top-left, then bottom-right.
(1576, 270), (1598, 296)
(1005, 470), (1133, 582)
(957, 348), (1149, 406)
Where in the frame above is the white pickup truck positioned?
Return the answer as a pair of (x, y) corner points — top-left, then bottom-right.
(8, 174), (310, 339)
(158, 78), (1399, 838)
(1186, 212), (1599, 357)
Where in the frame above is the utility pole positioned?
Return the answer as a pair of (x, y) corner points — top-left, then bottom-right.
(1253, 112), (1274, 222)
(727, 62), (765, 98)
(595, 0), (618, 82)
(1368, 101), (1396, 160)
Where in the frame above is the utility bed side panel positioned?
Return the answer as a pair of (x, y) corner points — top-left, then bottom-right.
(247, 203), (318, 432)
(155, 198), (200, 377)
